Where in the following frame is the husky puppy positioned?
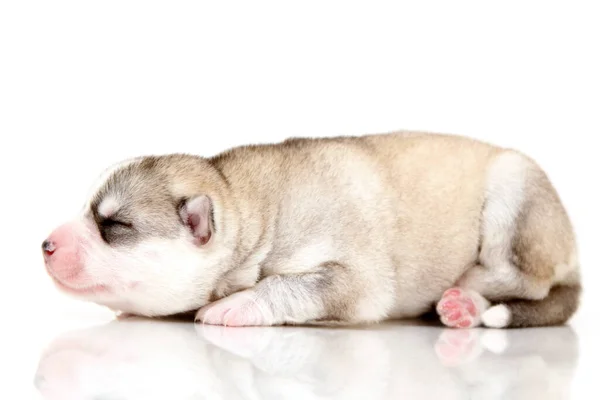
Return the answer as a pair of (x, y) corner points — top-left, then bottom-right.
(41, 131), (581, 328)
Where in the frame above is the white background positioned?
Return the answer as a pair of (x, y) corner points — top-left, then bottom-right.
(1, 1), (598, 398)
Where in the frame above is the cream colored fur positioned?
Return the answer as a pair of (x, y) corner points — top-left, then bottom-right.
(47, 131), (580, 328)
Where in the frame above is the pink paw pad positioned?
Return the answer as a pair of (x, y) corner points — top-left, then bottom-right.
(195, 290), (271, 327)
(436, 288), (480, 329)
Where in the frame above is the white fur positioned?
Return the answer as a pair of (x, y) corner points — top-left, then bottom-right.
(98, 196), (120, 217)
(354, 292), (393, 323)
(57, 157), (242, 318)
(70, 216), (235, 317)
(480, 152), (528, 269)
(458, 152), (535, 299)
(482, 304), (512, 328)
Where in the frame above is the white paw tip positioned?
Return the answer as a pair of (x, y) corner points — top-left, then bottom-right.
(481, 304), (511, 328)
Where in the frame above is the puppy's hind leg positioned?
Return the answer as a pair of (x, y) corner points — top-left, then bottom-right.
(447, 151), (581, 329)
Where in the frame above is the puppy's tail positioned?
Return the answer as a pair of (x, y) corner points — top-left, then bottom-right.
(481, 283), (582, 328)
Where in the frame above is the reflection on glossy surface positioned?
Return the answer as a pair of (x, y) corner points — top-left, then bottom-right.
(34, 319), (578, 400)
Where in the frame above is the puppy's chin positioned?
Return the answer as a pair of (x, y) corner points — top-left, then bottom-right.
(51, 279), (111, 298)
(81, 281), (215, 319)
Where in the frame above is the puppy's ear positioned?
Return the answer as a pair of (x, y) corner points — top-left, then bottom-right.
(178, 195), (213, 246)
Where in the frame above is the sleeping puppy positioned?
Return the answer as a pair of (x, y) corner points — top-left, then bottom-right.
(40, 131), (581, 328)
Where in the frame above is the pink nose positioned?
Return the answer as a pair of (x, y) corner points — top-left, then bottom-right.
(42, 223), (85, 283)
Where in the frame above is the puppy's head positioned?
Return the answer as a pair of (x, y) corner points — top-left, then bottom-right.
(41, 155), (232, 316)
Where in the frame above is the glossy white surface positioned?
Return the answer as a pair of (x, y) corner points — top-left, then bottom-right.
(4, 308), (595, 400)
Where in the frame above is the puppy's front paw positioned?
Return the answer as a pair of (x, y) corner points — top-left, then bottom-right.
(195, 290), (274, 327)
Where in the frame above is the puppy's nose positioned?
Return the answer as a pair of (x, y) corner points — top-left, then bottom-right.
(42, 239), (56, 256)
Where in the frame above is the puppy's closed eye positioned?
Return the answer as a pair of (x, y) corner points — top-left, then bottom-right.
(100, 218), (133, 229)
(97, 217), (135, 245)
